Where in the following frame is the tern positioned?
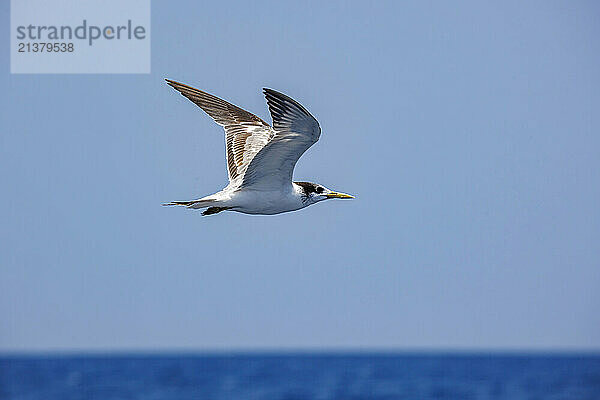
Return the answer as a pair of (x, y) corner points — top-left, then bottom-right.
(163, 80), (354, 216)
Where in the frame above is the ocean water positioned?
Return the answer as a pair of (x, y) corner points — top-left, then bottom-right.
(1, 353), (599, 400)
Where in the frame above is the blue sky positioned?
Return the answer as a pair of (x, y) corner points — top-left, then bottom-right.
(1, 1), (599, 352)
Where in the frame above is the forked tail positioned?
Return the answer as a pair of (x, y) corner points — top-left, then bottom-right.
(162, 198), (232, 216)
(162, 198), (217, 209)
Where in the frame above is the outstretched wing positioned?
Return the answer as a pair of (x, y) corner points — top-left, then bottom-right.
(165, 79), (275, 183)
(241, 88), (321, 189)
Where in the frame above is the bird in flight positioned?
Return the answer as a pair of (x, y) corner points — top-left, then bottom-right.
(163, 80), (354, 216)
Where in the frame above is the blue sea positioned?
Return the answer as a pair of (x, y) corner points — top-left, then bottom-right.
(1, 353), (599, 400)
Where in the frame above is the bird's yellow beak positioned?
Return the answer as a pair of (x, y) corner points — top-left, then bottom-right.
(325, 191), (355, 199)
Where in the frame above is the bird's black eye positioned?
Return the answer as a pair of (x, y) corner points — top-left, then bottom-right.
(316, 187), (324, 194)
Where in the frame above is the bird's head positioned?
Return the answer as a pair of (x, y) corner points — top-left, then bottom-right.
(294, 181), (354, 205)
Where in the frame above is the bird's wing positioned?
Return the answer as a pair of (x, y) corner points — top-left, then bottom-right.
(240, 88), (321, 190)
(165, 79), (275, 183)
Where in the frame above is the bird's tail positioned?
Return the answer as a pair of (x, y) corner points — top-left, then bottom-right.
(162, 198), (217, 209)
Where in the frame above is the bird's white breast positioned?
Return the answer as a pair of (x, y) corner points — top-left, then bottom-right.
(224, 185), (307, 215)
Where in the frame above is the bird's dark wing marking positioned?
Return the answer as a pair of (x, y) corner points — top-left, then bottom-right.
(165, 79), (275, 183)
(241, 89), (321, 189)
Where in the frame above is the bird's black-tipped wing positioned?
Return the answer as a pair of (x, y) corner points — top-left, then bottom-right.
(165, 79), (275, 183)
(241, 89), (321, 189)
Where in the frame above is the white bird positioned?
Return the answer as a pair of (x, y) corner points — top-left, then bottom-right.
(163, 79), (354, 216)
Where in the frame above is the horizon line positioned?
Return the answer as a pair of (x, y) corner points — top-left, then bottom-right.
(2, 346), (600, 357)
